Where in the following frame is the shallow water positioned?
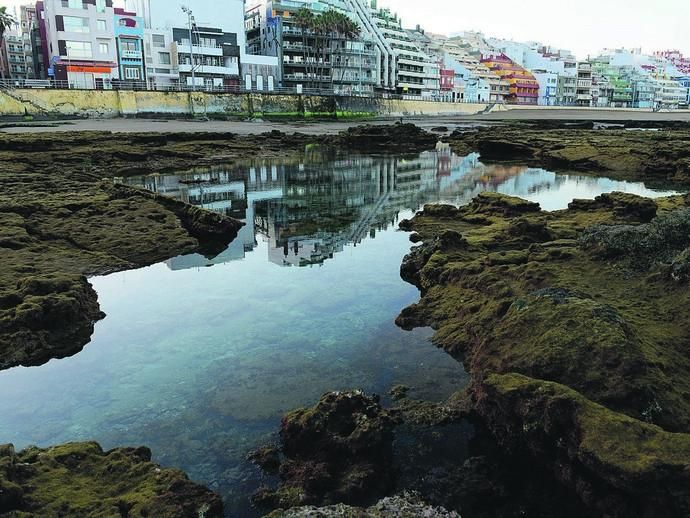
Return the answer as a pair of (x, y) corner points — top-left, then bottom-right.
(0, 149), (678, 515)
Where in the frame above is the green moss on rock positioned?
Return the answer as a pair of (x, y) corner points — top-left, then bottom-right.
(0, 441), (223, 517)
(397, 191), (690, 515)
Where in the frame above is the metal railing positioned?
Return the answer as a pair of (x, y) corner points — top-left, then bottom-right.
(3, 77), (619, 105)
(0, 78), (342, 97)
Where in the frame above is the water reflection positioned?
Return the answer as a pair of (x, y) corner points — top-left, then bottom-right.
(0, 150), (677, 517)
(122, 149), (676, 270)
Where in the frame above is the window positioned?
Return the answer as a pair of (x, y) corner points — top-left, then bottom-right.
(96, 0), (106, 13)
(199, 37), (216, 48)
(158, 52), (171, 64)
(97, 20), (107, 31)
(62, 16), (89, 32)
(152, 34), (165, 48)
(98, 41), (109, 54)
(121, 40), (138, 52)
(62, 0), (84, 8)
(124, 67), (140, 79)
(65, 40), (92, 58)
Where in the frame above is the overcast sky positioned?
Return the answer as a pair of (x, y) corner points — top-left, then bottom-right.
(3, 0), (688, 59)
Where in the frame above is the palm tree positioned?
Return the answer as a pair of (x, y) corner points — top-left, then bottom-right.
(326, 11), (361, 92)
(293, 7), (315, 88)
(0, 7), (17, 81)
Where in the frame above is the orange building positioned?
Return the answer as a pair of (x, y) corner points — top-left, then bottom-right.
(481, 53), (539, 104)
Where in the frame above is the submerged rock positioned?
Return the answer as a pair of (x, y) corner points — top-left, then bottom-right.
(0, 441), (223, 517)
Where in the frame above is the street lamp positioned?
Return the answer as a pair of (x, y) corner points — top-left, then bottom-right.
(181, 6), (196, 90)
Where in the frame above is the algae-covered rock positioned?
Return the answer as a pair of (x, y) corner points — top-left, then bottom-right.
(581, 207), (690, 271)
(252, 391), (397, 510)
(448, 124), (690, 185)
(331, 124), (438, 153)
(0, 274), (105, 370)
(397, 191), (690, 515)
(473, 373), (690, 518)
(0, 441), (223, 517)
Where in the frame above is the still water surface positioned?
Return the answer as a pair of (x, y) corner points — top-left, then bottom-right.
(0, 149), (677, 515)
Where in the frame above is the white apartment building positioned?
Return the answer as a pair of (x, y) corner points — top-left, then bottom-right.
(368, 8), (438, 97)
(131, 0), (278, 90)
(38, 0), (119, 88)
(576, 61), (593, 106)
(533, 71), (558, 106)
(654, 77), (687, 107)
(143, 29), (177, 88)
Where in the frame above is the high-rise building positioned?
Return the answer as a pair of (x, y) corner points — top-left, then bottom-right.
(245, 0), (378, 95)
(368, 5), (438, 97)
(246, 0), (441, 97)
(134, 0), (277, 91)
(1, 29), (30, 80)
(36, 0), (119, 88)
(20, 4), (45, 79)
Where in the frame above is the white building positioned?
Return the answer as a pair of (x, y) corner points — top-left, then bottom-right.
(532, 71), (558, 106)
(38, 0), (119, 88)
(130, 0), (278, 90)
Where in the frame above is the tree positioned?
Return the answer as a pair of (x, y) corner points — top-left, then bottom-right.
(329, 11), (361, 92)
(0, 7), (17, 81)
(289, 8), (361, 92)
(294, 7), (316, 89)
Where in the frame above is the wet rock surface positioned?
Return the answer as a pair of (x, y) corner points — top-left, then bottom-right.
(447, 123), (690, 185)
(267, 492), (460, 517)
(251, 390), (397, 510)
(254, 388), (590, 518)
(396, 191), (690, 516)
(329, 123), (438, 153)
(0, 441), (223, 517)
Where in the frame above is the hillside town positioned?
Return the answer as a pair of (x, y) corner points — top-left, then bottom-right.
(0, 0), (689, 108)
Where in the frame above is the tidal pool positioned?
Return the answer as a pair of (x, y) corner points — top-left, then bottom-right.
(0, 149), (678, 516)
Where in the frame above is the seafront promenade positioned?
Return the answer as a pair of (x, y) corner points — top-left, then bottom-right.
(2, 108), (689, 135)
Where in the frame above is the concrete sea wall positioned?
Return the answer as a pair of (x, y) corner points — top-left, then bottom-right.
(0, 88), (487, 119)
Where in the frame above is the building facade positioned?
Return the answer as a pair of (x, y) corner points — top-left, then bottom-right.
(113, 7), (145, 85)
(2, 30), (30, 80)
(173, 26), (240, 89)
(245, 0), (377, 95)
(576, 61), (593, 106)
(481, 53), (539, 104)
(37, 0), (119, 88)
(370, 7), (438, 97)
(532, 70), (557, 105)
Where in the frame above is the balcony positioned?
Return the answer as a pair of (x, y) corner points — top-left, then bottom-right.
(284, 61), (332, 68)
(178, 63), (239, 76)
(176, 43), (223, 57)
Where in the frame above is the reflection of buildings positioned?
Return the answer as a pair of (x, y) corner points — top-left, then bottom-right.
(122, 150), (570, 270)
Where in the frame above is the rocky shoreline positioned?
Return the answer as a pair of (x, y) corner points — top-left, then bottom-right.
(0, 441), (223, 516)
(395, 191), (690, 516)
(447, 120), (690, 187)
(2, 121), (690, 516)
